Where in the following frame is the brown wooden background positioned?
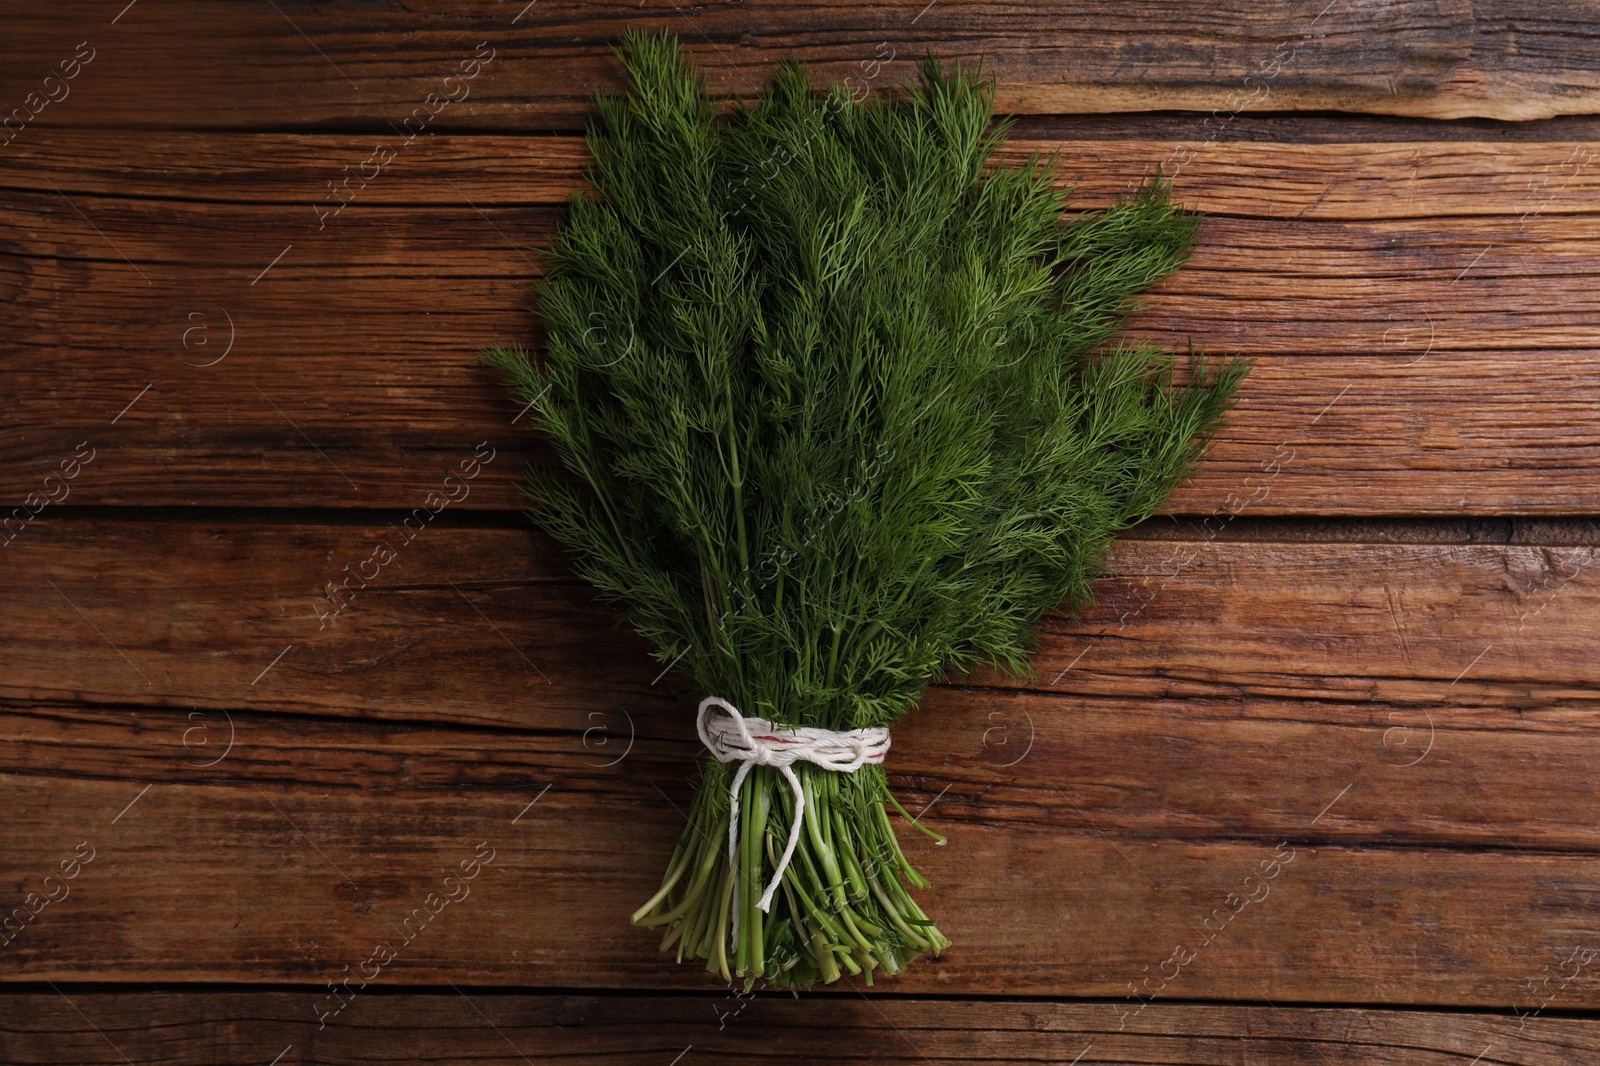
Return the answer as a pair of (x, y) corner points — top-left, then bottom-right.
(5, 2), (1600, 1063)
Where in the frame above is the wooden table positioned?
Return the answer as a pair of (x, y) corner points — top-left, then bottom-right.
(4, 3), (1600, 1063)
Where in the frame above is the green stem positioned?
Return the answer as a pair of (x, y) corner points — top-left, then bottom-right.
(631, 815), (697, 923)
(784, 840), (855, 947)
(635, 805), (723, 927)
(734, 768), (753, 976)
(834, 902), (877, 955)
(803, 772), (846, 908)
(686, 845), (721, 958)
(885, 786), (946, 851)
(709, 851), (736, 982)
(831, 804), (870, 901)
(865, 861), (933, 952)
(741, 768), (769, 976)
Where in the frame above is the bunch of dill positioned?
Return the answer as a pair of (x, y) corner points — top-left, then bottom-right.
(488, 29), (1248, 988)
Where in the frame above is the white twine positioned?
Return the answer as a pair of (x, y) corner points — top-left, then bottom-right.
(696, 696), (890, 920)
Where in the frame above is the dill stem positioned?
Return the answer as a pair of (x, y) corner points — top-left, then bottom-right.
(803, 771), (846, 908)
(831, 804), (869, 902)
(709, 853), (736, 982)
(866, 861), (933, 952)
(631, 819), (695, 922)
(743, 770), (769, 975)
(733, 775), (750, 977)
(835, 902), (875, 955)
(885, 785), (948, 848)
(636, 798), (722, 927)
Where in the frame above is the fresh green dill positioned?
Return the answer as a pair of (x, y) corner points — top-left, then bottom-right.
(488, 29), (1248, 988)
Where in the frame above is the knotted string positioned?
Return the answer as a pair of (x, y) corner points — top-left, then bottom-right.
(696, 696), (891, 937)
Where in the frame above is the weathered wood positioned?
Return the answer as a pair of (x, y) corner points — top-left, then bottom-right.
(5, 0), (1598, 1045)
(6, 2), (1600, 128)
(14, 539), (1600, 847)
(5, 134), (1600, 513)
(4, 521), (1596, 729)
(3, 727), (1600, 1003)
(0, 522), (660, 729)
(3, 992), (1593, 1064)
(4, 521), (1598, 996)
(10, 133), (1600, 219)
(3, 522), (1600, 844)
(3, 658), (1600, 851)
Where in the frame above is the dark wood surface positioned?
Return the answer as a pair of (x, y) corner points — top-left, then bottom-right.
(5, 2), (1600, 1063)
(6, 133), (1600, 513)
(7, 992), (1596, 1064)
(8, 1), (1600, 125)
(12, 985), (1600, 1062)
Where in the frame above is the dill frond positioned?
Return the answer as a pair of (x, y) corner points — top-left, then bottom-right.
(489, 29), (1248, 988)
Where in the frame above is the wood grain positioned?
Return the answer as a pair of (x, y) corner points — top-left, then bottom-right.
(5, 134), (1600, 513)
(5, 521), (1599, 734)
(6, 1), (1600, 127)
(4, 714), (1600, 1003)
(4, 522), (1598, 995)
(6, 0), (1600, 1042)
(4, 521), (1600, 844)
(4, 992), (1594, 1064)
(10, 133), (1600, 219)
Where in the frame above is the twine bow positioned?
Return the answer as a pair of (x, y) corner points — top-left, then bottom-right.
(696, 696), (891, 922)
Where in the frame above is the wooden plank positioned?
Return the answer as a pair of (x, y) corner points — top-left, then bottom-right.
(6, 2), (1600, 128)
(5, 134), (1600, 513)
(7, 0), (1596, 1037)
(4, 669), (1598, 839)
(3, 664), (1599, 849)
(6, 522), (1598, 998)
(3, 992), (1594, 1064)
(0, 522), (663, 729)
(10, 133), (1600, 219)
(4, 521), (1596, 733)
(3, 521), (1599, 849)
(4, 723), (1600, 1002)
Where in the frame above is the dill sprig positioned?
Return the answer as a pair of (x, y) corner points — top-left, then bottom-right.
(488, 29), (1248, 989)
